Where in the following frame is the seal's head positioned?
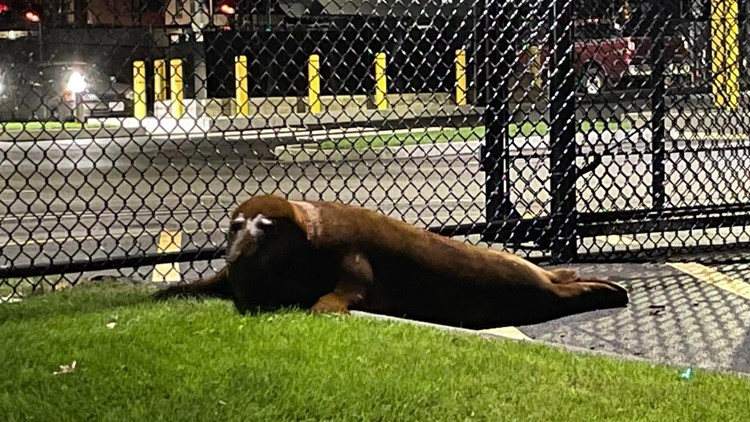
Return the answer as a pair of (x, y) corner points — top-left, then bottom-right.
(222, 207), (334, 313)
(225, 212), (275, 263)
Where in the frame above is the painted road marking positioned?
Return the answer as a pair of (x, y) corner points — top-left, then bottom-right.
(480, 326), (531, 341)
(605, 234), (635, 246)
(667, 262), (750, 300)
(152, 230), (182, 283)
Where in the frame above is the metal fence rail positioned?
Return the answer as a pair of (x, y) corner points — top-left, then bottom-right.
(1, 0), (749, 299)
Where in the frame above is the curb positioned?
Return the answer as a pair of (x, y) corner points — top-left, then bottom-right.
(273, 141), (482, 163)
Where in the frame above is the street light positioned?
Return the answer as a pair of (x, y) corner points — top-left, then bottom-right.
(67, 72), (87, 94)
(216, 0), (236, 15)
(66, 71), (87, 122)
(24, 10), (39, 23)
(213, 0), (236, 29)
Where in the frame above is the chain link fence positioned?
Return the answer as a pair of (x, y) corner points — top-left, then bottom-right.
(0, 0), (749, 300)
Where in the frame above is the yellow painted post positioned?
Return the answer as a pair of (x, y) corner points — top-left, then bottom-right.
(154, 59), (167, 102)
(308, 54), (322, 113)
(152, 230), (183, 283)
(169, 58), (185, 118)
(711, 0), (740, 109)
(235, 55), (250, 117)
(455, 49), (467, 106)
(710, 4), (723, 106)
(374, 52), (388, 110)
(529, 45), (543, 89)
(132, 60), (147, 120)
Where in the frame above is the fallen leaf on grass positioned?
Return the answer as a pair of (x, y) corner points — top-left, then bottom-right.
(52, 361), (77, 376)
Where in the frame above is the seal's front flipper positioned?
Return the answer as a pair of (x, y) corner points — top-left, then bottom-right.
(310, 251), (374, 314)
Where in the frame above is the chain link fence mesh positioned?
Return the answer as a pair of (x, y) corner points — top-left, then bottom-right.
(0, 0), (749, 302)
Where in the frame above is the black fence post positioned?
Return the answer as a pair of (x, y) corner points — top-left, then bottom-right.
(480, 0), (513, 224)
(650, 4), (667, 210)
(548, 0), (578, 262)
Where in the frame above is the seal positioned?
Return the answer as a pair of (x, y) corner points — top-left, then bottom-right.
(154, 194), (629, 329)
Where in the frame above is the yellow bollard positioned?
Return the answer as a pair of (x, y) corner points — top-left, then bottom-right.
(154, 59), (167, 102)
(132, 60), (147, 120)
(529, 45), (543, 89)
(235, 55), (250, 117)
(169, 58), (185, 118)
(711, 0), (740, 109)
(374, 52), (388, 110)
(455, 49), (467, 106)
(308, 54), (322, 114)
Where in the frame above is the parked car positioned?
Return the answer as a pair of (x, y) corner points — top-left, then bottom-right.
(517, 18), (692, 95)
(0, 60), (134, 122)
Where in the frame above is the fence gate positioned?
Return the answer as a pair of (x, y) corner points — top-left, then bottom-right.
(477, 0), (750, 264)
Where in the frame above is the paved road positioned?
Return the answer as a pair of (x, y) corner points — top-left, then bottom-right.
(0, 127), (749, 279)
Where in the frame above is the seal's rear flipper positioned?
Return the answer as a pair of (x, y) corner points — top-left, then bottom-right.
(551, 278), (629, 316)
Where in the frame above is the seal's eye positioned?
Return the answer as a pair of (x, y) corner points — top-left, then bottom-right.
(249, 214), (276, 238)
(257, 217), (274, 230)
(229, 217), (246, 233)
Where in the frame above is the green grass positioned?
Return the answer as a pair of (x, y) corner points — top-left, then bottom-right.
(1, 282), (748, 421)
(0, 277), (48, 298)
(319, 120), (634, 151)
(0, 121), (114, 131)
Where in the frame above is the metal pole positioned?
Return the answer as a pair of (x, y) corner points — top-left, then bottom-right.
(548, 0), (577, 262)
(38, 22), (43, 62)
(650, 3), (666, 210)
(480, 0), (513, 226)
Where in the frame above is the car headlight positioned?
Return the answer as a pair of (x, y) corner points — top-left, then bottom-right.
(67, 71), (87, 93)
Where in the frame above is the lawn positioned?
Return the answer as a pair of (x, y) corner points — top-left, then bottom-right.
(319, 120), (634, 151)
(1, 282), (748, 421)
(0, 276), (58, 299)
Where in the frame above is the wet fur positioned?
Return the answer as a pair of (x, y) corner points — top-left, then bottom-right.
(154, 195), (629, 329)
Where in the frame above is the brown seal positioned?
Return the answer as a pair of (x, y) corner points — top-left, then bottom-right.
(154, 194), (629, 329)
